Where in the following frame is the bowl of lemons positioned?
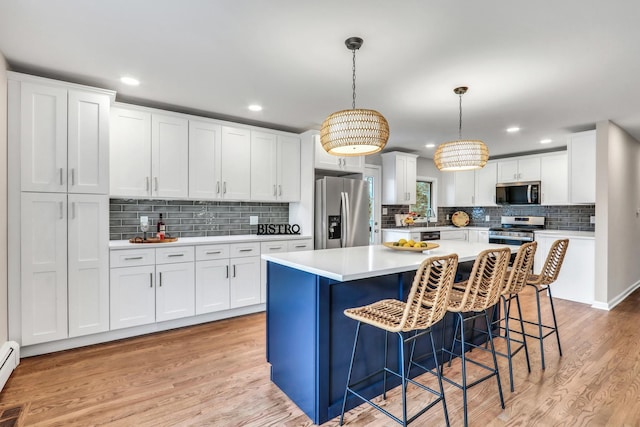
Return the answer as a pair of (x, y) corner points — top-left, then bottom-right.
(383, 239), (440, 252)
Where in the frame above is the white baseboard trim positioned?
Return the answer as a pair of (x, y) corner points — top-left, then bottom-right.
(0, 341), (20, 392)
(20, 304), (265, 357)
(591, 279), (640, 311)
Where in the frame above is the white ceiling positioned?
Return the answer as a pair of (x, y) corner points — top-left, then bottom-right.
(2, 0), (640, 158)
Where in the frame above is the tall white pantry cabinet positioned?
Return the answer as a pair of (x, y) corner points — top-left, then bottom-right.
(8, 73), (114, 346)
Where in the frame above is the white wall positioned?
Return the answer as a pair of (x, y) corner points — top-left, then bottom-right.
(595, 120), (640, 307)
(416, 157), (440, 177)
(0, 52), (8, 342)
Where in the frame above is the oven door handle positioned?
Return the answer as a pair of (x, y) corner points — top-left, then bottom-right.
(489, 235), (534, 242)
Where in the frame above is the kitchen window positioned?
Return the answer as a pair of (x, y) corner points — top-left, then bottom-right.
(410, 177), (438, 222)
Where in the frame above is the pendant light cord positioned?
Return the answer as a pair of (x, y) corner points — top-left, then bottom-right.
(458, 93), (463, 140)
(352, 48), (357, 110)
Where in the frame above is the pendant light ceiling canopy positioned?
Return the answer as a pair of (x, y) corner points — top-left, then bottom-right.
(320, 37), (389, 156)
(434, 87), (489, 171)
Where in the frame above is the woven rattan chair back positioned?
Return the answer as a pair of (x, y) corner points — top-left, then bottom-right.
(450, 247), (510, 312)
(529, 239), (569, 286)
(401, 253), (459, 331)
(502, 241), (537, 295)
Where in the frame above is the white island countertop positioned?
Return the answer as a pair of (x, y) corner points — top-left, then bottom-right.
(262, 241), (518, 282)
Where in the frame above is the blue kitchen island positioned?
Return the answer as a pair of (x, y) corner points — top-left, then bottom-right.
(263, 241), (518, 424)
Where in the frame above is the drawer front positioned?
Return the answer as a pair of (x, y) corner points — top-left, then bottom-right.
(196, 244), (231, 261)
(230, 242), (260, 258)
(156, 246), (195, 264)
(110, 248), (155, 268)
(287, 239), (313, 252)
(260, 241), (288, 254)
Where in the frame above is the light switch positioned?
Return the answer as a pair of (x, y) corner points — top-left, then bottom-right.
(485, 215), (491, 222)
(250, 216), (259, 225)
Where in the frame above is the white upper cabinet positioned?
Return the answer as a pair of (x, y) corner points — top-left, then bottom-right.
(67, 91), (110, 194)
(497, 156), (540, 183)
(440, 169), (475, 207)
(110, 107), (152, 197)
(540, 152), (568, 205)
(220, 126), (252, 200)
(110, 108), (188, 198)
(314, 134), (365, 173)
(151, 114), (189, 198)
(475, 161), (498, 206)
(381, 152), (418, 204)
(251, 132), (301, 201)
(568, 130), (596, 204)
(19, 82), (110, 194)
(188, 120), (222, 199)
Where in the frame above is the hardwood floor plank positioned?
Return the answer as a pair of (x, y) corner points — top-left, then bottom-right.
(1, 287), (640, 426)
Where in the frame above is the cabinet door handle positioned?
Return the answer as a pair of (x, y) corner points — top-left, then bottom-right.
(278, 185), (282, 196)
(223, 182), (227, 194)
(239, 248), (253, 252)
(150, 272), (153, 288)
(154, 177), (159, 192)
(71, 168), (75, 186)
(205, 250), (222, 255)
(216, 181), (220, 194)
(294, 244), (306, 248)
(273, 185), (277, 196)
(146, 177), (150, 192)
(159, 272), (162, 287)
(167, 253), (184, 257)
(233, 265), (236, 277)
(226, 265), (229, 278)
(59, 168), (64, 186)
(71, 202), (76, 219)
(125, 256), (144, 260)
(338, 158), (342, 167)
(269, 246), (283, 250)
(59, 201), (64, 219)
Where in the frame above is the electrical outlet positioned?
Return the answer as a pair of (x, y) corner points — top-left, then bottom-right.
(446, 214), (450, 221)
(382, 207), (388, 215)
(249, 215), (259, 225)
(590, 215), (596, 224)
(485, 215), (490, 222)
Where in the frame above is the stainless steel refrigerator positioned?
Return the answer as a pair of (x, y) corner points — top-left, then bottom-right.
(315, 177), (370, 249)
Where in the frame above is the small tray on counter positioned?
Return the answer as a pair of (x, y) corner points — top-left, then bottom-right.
(129, 236), (179, 244)
(382, 242), (440, 252)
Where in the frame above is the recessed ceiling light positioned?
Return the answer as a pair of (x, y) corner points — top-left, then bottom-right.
(248, 104), (263, 112)
(506, 126), (520, 133)
(540, 138), (552, 144)
(425, 143), (435, 148)
(120, 76), (140, 86)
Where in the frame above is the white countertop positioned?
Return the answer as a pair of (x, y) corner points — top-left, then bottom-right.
(262, 241), (519, 282)
(382, 226), (489, 232)
(109, 234), (313, 249)
(534, 230), (595, 239)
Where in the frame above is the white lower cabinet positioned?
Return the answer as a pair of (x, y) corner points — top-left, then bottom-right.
(468, 229), (489, 244)
(439, 229), (468, 241)
(195, 244), (231, 315)
(21, 192), (109, 345)
(110, 246), (195, 329)
(156, 261), (195, 322)
(110, 264), (156, 329)
(229, 242), (261, 308)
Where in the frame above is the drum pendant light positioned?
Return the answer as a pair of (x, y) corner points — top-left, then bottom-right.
(434, 87), (489, 171)
(320, 37), (389, 156)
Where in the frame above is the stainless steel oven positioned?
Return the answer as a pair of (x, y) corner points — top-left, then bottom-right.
(488, 216), (544, 246)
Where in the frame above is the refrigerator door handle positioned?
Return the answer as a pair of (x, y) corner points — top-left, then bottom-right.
(340, 191), (347, 247)
(343, 191), (351, 247)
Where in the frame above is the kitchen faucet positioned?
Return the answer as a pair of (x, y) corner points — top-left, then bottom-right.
(425, 208), (434, 227)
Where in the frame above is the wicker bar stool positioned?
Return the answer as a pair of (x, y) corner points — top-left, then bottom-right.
(441, 247), (511, 427)
(339, 253), (459, 427)
(522, 238), (569, 369)
(492, 241), (537, 392)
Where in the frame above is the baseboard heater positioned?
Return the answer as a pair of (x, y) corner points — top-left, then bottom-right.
(0, 341), (20, 392)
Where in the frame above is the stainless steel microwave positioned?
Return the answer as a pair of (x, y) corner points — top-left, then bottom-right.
(496, 181), (540, 205)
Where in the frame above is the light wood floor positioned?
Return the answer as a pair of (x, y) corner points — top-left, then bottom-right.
(2, 286), (640, 426)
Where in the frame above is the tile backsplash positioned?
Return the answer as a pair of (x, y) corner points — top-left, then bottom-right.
(110, 199), (289, 240)
(382, 204), (595, 232)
